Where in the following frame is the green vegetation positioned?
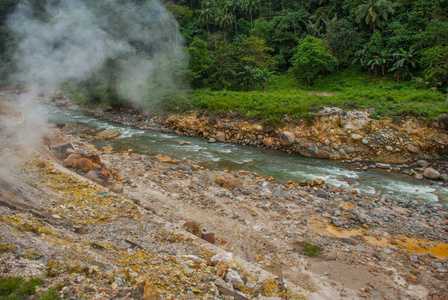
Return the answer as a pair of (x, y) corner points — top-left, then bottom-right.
(187, 69), (445, 125)
(0, 276), (60, 300)
(296, 241), (322, 257)
(1, 0), (447, 122)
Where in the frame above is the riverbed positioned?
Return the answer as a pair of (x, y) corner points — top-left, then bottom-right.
(45, 105), (448, 204)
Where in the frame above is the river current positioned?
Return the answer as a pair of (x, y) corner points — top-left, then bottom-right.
(45, 105), (448, 204)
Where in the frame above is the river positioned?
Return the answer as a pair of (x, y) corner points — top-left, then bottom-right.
(45, 105), (448, 204)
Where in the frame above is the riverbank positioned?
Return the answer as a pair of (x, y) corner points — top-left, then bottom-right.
(1, 90), (448, 299)
(50, 91), (448, 187)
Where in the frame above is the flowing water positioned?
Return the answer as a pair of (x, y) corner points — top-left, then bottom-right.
(45, 105), (448, 204)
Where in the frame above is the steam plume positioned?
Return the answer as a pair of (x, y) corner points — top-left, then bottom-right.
(0, 0), (187, 179)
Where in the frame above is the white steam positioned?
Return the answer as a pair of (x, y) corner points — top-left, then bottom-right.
(0, 0), (187, 179)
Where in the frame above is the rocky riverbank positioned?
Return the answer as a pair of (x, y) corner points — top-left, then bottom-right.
(51, 95), (448, 184)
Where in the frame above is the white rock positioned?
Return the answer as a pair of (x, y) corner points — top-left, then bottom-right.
(211, 252), (233, 266)
(224, 269), (245, 290)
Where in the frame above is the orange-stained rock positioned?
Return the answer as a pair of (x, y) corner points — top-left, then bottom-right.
(263, 137), (276, 147)
(183, 221), (201, 237)
(132, 279), (161, 300)
(77, 158), (94, 173)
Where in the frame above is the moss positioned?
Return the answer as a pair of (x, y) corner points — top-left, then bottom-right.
(45, 260), (83, 278)
(300, 241), (322, 257)
(0, 276), (43, 299)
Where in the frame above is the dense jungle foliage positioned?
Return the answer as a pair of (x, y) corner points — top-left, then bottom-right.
(1, 0), (447, 123)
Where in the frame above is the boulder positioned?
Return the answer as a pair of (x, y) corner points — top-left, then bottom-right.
(85, 170), (108, 185)
(417, 160), (428, 168)
(132, 279), (161, 300)
(423, 168), (440, 180)
(407, 145), (419, 154)
(280, 132), (295, 146)
(77, 158), (94, 173)
(263, 137), (276, 147)
(223, 178), (242, 189)
(225, 269), (245, 290)
(202, 233), (215, 244)
(50, 139), (74, 157)
(63, 154), (81, 168)
(375, 163), (391, 169)
(183, 221), (201, 237)
(96, 130), (120, 139)
(215, 131), (226, 142)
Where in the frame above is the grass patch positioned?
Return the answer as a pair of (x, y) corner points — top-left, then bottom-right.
(0, 276), (62, 300)
(188, 68), (446, 125)
(295, 241), (322, 257)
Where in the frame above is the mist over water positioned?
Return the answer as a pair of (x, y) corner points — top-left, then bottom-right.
(0, 0), (187, 181)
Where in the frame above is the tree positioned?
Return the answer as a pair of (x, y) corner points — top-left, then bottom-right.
(242, 0), (261, 25)
(389, 47), (418, 82)
(256, 67), (276, 92)
(355, 0), (395, 31)
(215, 8), (234, 39)
(421, 46), (448, 89)
(324, 18), (362, 68)
(290, 35), (338, 85)
(235, 36), (276, 70)
(239, 65), (259, 91)
(366, 49), (392, 78)
(187, 38), (212, 88)
(198, 5), (215, 35)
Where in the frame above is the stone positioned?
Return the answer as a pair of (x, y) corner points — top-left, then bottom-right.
(415, 173), (424, 180)
(211, 252), (233, 266)
(375, 163), (391, 169)
(183, 221), (202, 237)
(417, 160), (429, 168)
(50, 139), (74, 157)
(223, 178), (242, 190)
(63, 154), (81, 168)
(208, 138), (216, 143)
(317, 150), (330, 159)
(263, 137), (276, 147)
(215, 131), (226, 142)
(441, 174), (448, 181)
(132, 279), (161, 300)
(213, 174), (226, 186)
(423, 168), (441, 180)
(202, 233), (215, 244)
(358, 213), (372, 224)
(216, 261), (228, 279)
(225, 269), (245, 290)
(407, 145), (419, 154)
(351, 133), (363, 140)
(313, 178), (325, 185)
(77, 158), (94, 173)
(111, 185), (124, 193)
(96, 130), (120, 139)
(280, 132), (295, 146)
(85, 170), (108, 185)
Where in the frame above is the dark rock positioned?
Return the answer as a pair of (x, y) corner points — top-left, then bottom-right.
(85, 170), (108, 185)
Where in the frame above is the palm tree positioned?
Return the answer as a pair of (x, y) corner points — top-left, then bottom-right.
(389, 48), (418, 82)
(256, 67), (276, 92)
(198, 6), (215, 35)
(367, 49), (392, 78)
(242, 0), (260, 25)
(239, 66), (259, 91)
(215, 9), (235, 40)
(228, 0), (242, 35)
(355, 0), (395, 31)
